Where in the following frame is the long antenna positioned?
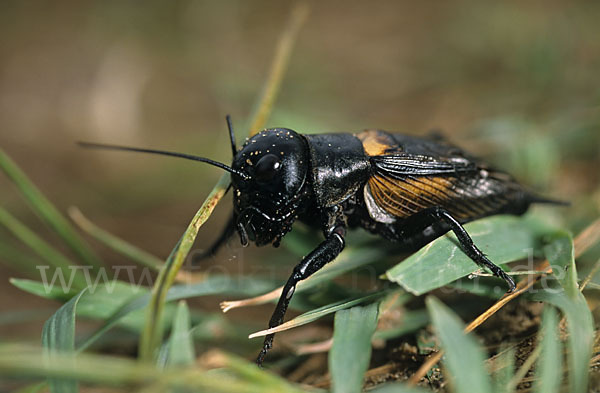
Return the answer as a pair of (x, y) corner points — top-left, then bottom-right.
(226, 115), (237, 157)
(78, 142), (249, 180)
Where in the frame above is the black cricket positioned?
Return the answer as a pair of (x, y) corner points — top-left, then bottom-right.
(80, 116), (564, 365)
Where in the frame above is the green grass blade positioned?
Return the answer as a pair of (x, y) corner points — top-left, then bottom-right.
(75, 275), (274, 352)
(426, 297), (492, 393)
(211, 352), (306, 393)
(492, 346), (516, 393)
(249, 290), (388, 338)
(298, 247), (388, 292)
(138, 174), (229, 361)
(329, 302), (380, 393)
(533, 306), (562, 393)
(386, 215), (548, 295)
(247, 3), (309, 136)
(167, 275), (276, 300)
(68, 207), (162, 271)
(0, 207), (87, 289)
(529, 231), (593, 393)
(529, 290), (592, 393)
(0, 148), (103, 270)
(11, 278), (78, 301)
(0, 345), (305, 393)
(42, 289), (87, 393)
(13, 274), (271, 353)
(373, 309), (429, 341)
(166, 301), (195, 368)
(543, 230), (578, 298)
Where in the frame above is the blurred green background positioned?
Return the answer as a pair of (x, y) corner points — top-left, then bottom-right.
(1, 0), (599, 346)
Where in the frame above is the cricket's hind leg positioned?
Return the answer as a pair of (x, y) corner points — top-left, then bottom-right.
(393, 207), (516, 292)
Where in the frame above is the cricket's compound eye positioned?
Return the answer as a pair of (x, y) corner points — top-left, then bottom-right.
(254, 154), (281, 182)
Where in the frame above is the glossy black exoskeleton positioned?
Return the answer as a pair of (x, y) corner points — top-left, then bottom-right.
(80, 116), (565, 365)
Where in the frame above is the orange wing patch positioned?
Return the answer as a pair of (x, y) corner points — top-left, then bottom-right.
(356, 130), (401, 156)
(367, 173), (485, 220)
(357, 129), (508, 221)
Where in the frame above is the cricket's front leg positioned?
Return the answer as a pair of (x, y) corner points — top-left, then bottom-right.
(256, 226), (346, 366)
